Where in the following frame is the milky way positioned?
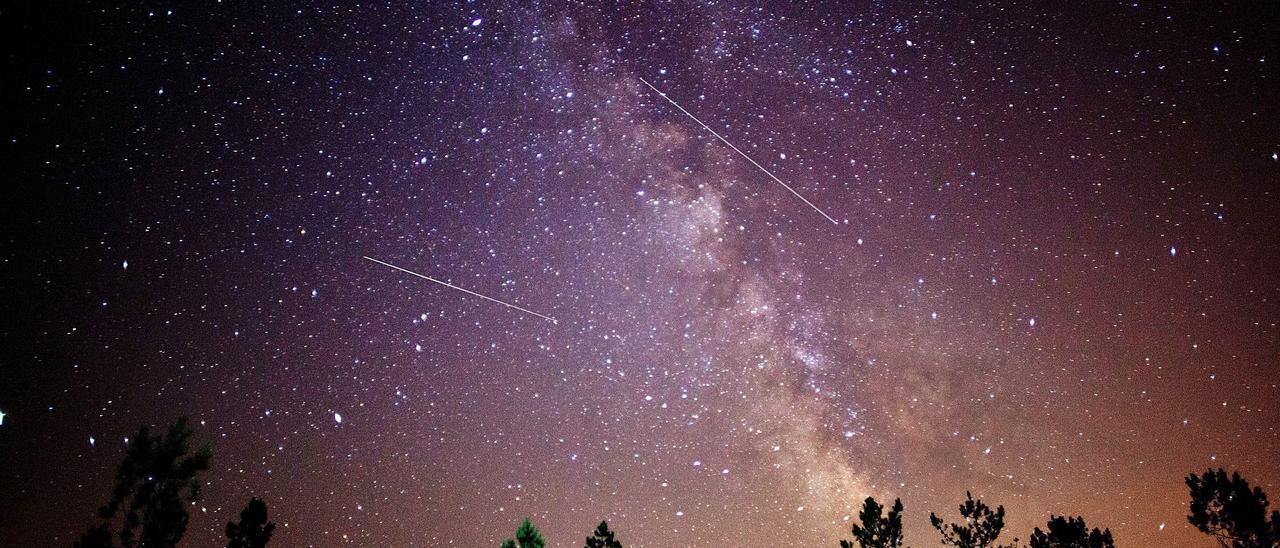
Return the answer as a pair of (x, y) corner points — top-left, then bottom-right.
(2, 2), (1278, 547)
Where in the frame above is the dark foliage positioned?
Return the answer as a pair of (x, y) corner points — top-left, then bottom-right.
(74, 524), (115, 548)
(1029, 515), (1114, 548)
(841, 497), (904, 548)
(585, 520), (623, 548)
(78, 416), (212, 548)
(502, 518), (546, 548)
(1187, 469), (1280, 548)
(930, 492), (1006, 548)
(226, 498), (275, 548)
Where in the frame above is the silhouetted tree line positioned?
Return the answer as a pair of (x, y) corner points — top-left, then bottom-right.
(489, 467), (1280, 548)
(833, 469), (1279, 548)
(73, 417), (274, 548)
(75, 418), (1280, 547)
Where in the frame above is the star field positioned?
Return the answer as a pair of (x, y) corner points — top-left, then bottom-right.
(1, 2), (1278, 547)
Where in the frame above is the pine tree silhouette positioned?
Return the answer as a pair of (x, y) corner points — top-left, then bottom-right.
(1187, 469), (1280, 548)
(74, 523), (115, 548)
(501, 518), (546, 548)
(585, 520), (623, 548)
(841, 497), (904, 548)
(79, 416), (212, 548)
(1029, 515), (1114, 548)
(930, 492), (1006, 548)
(225, 498), (275, 548)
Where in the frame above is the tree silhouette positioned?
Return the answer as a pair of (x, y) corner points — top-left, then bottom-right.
(1187, 469), (1280, 548)
(842, 496), (904, 548)
(74, 524), (115, 548)
(225, 498), (275, 548)
(585, 520), (623, 548)
(1029, 515), (1114, 548)
(930, 492), (1006, 548)
(502, 518), (546, 548)
(79, 416), (212, 548)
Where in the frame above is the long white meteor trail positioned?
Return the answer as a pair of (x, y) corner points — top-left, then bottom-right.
(363, 256), (558, 324)
(637, 77), (839, 225)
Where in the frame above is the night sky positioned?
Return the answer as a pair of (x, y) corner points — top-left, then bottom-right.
(2, 2), (1278, 547)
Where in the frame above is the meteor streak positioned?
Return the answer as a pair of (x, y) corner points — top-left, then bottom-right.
(363, 256), (558, 324)
(637, 77), (839, 225)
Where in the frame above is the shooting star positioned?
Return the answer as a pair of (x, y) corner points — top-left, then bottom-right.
(363, 256), (558, 324)
(637, 77), (839, 225)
